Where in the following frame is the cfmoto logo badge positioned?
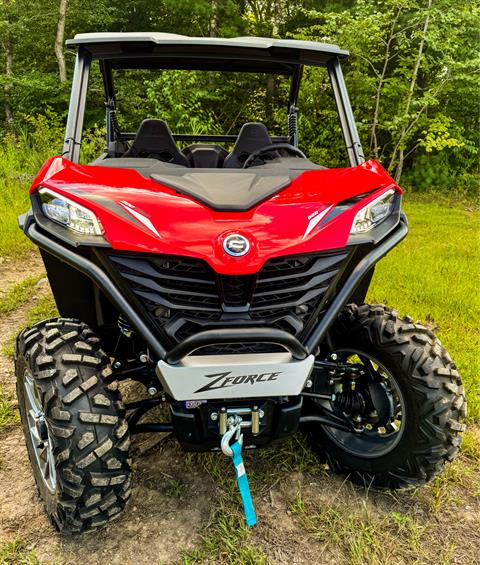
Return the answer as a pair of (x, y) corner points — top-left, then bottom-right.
(223, 234), (250, 257)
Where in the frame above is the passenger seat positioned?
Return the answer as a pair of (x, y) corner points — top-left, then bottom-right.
(123, 119), (189, 167)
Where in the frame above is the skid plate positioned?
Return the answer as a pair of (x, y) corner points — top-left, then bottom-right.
(156, 352), (315, 401)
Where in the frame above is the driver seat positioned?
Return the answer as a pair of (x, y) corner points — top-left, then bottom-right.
(123, 119), (189, 166)
(223, 122), (272, 169)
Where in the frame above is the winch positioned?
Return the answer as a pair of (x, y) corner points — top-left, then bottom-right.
(211, 406), (265, 435)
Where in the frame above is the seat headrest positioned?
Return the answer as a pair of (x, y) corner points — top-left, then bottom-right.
(123, 119), (189, 167)
(223, 122), (272, 169)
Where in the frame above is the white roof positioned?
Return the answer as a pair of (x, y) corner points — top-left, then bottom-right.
(66, 32), (349, 62)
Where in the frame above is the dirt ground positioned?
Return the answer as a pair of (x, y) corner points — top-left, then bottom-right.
(0, 256), (479, 565)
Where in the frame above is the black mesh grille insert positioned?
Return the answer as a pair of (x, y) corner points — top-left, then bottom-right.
(108, 249), (349, 348)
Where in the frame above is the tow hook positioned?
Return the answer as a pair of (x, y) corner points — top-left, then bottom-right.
(220, 415), (256, 527)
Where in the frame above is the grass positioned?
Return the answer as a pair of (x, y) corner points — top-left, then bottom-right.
(0, 127), (104, 257)
(26, 295), (58, 326)
(1, 294), (57, 360)
(0, 159), (478, 563)
(0, 538), (41, 564)
(459, 428), (480, 462)
(368, 200), (480, 420)
(0, 295), (57, 436)
(0, 276), (44, 316)
(0, 385), (19, 434)
(181, 453), (268, 564)
(288, 488), (462, 565)
(179, 427), (479, 563)
(0, 137), (51, 257)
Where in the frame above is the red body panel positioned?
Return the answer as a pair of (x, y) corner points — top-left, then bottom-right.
(31, 157), (400, 274)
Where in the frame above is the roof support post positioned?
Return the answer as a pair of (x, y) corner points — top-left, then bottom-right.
(100, 60), (115, 148)
(327, 58), (364, 167)
(62, 48), (91, 163)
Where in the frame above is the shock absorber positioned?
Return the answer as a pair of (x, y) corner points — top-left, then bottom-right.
(288, 105), (298, 146)
(118, 315), (133, 338)
(332, 388), (365, 415)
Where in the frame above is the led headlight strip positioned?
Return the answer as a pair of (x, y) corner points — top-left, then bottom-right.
(38, 187), (104, 236)
(350, 189), (395, 234)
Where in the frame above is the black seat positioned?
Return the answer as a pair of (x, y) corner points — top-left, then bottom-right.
(123, 119), (189, 167)
(183, 144), (228, 168)
(223, 122), (272, 169)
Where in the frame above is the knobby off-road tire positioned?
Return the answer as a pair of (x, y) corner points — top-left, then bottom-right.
(15, 318), (131, 534)
(307, 304), (467, 488)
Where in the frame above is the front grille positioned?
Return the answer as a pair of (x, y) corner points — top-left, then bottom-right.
(108, 249), (349, 349)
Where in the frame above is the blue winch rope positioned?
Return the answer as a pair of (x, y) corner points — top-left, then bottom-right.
(231, 441), (257, 527)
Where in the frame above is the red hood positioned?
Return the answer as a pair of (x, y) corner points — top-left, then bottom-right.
(31, 157), (399, 274)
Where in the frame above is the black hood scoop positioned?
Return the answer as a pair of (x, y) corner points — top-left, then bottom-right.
(151, 171), (291, 211)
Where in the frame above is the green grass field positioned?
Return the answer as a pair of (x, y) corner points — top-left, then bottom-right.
(367, 201), (479, 420)
(0, 142), (48, 257)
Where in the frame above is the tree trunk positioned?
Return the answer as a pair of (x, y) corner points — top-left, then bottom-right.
(370, 6), (402, 159)
(209, 0), (218, 37)
(4, 31), (14, 129)
(54, 0), (68, 82)
(2, 0), (14, 130)
(266, 1), (281, 122)
(390, 0), (432, 182)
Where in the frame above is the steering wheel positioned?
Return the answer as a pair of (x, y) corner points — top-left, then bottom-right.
(242, 143), (307, 169)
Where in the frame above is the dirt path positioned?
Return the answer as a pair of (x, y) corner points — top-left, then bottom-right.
(0, 251), (45, 302)
(0, 260), (213, 563)
(0, 263), (478, 564)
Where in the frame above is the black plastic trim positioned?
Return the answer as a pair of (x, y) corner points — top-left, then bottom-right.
(26, 223), (167, 360)
(165, 328), (308, 364)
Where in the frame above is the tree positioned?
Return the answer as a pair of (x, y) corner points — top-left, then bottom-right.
(54, 0), (68, 82)
(1, 0), (15, 129)
(0, 0), (477, 192)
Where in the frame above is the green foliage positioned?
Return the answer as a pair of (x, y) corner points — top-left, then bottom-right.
(0, 385), (19, 434)
(0, 275), (43, 315)
(181, 453), (267, 564)
(0, 133), (50, 257)
(27, 295), (58, 325)
(292, 0), (479, 186)
(0, 0), (477, 190)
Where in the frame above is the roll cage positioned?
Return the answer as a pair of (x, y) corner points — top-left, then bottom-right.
(63, 33), (365, 167)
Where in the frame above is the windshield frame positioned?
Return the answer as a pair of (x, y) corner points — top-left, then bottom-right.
(63, 47), (365, 167)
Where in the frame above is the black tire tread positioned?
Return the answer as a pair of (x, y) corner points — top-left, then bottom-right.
(15, 318), (131, 534)
(314, 303), (466, 488)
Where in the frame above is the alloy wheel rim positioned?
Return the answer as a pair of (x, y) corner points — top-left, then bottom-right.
(23, 371), (57, 493)
(318, 349), (406, 458)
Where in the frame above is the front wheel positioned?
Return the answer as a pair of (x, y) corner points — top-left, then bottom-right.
(304, 304), (467, 488)
(15, 318), (132, 534)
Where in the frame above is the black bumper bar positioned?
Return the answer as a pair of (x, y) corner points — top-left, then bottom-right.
(27, 223), (168, 360)
(165, 328), (308, 363)
(305, 218), (408, 352)
(26, 218), (407, 361)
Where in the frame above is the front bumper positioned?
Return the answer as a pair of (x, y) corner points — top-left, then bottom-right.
(24, 218), (408, 375)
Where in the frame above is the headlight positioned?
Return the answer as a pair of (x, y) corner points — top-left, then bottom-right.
(350, 189), (395, 234)
(38, 187), (103, 235)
